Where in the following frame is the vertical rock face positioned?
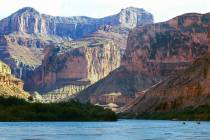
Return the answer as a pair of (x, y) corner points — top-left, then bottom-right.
(118, 7), (153, 28)
(86, 42), (121, 83)
(0, 61), (29, 99)
(76, 12), (210, 107)
(0, 7), (41, 34)
(26, 37), (121, 100)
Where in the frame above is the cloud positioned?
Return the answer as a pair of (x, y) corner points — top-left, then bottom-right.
(0, 0), (209, 22)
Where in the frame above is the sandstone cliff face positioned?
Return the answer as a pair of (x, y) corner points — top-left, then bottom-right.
(76, 12), (210, 107)
(26, 37), (121, 99)
(0, 7), (153, 39)
(0, 61), (29, 99)
(123, 53), (210, 115)
(0, 61), (11, 74)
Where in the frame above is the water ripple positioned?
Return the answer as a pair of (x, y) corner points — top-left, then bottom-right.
(0, 120), (210, 140)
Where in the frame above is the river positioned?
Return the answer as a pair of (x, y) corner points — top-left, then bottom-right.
(0, 120), (210, 140)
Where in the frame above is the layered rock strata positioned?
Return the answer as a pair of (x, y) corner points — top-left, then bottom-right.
(76, 12), (210, 108)
(0, 6), (153, 85)
(122, 53), (210, 115)
(26, 37), (121, 100)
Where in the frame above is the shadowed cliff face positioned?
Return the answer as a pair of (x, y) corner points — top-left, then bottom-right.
(123, 53), (210, 115)
(0, 61), (29, 99)
(76, 12), (210, 107)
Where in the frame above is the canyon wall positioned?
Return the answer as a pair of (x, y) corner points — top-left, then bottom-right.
(0, 6), (153, 84)
(26, 36), (121, 101)
(76, 12), (210, 107)
(123, 53), (210, 115)
(0, 33), (61, 80)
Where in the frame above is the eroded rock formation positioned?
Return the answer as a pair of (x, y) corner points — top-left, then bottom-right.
(26, 35), (121, 101)
(0, 61), (29, 99)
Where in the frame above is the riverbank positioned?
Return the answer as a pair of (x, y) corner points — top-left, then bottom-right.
(0, 97), (117, 121)
(119, 105), (210, 121)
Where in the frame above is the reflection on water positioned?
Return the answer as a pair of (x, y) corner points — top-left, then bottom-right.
(0, 120), (210, 140)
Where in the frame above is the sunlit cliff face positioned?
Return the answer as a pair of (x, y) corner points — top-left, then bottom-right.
(0, 61), (29, 99)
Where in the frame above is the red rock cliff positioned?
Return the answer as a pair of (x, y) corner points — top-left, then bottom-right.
(76, 12), (210, 107)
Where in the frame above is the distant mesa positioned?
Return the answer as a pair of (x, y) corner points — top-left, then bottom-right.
(0, 6), (154, 39)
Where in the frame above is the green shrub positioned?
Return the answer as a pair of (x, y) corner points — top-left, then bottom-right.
(0, 97), (117, 121)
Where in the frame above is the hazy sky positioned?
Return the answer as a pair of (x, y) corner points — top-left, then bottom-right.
(0, 0), (209, 22)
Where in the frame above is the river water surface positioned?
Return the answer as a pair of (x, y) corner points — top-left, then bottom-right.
(0, 120), (210, 140)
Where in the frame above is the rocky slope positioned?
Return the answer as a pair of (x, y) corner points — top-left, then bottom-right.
(0, 61), (29, 99)
(122, 53), (210, 118)
(76, 12), (210, 108)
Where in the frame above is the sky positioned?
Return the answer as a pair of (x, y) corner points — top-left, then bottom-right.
(0, 0), (209, 22)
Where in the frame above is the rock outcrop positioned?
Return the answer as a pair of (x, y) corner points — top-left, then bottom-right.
(0, 61), (29, 99)
(0, 33), (65, 80)
(76, 12), (210, 107)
